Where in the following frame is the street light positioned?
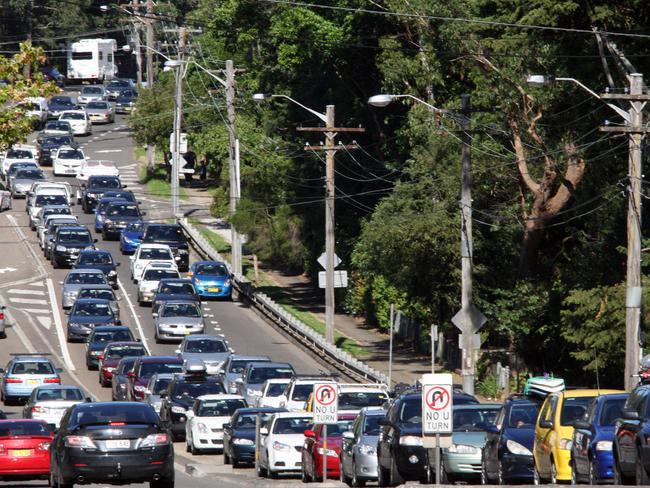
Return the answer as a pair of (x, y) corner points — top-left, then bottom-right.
(527, 73), (643, 390)
(368, 93), (444, 112)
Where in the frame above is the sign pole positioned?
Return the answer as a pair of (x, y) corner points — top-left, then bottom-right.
(422, 373), (453, 484)
(255, 413), (261, 472)
(388, 304), (394, 387)
(312, 382), (338, 483)
(322, 424), (327, 482)
(435, 432), (440, 486)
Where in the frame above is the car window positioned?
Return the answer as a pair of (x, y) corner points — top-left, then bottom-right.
(273, 417), (312, 434)
(0, 421), (53, 437)
(87, 102), (110, 109)
(36, 194), (67, 206)
(184, 339), (226, 353)
(6, 150), (32, 159)
(15, 170), (44, 179)
(143, 269), (180, 281)
(338, 392), (388, 410)
(117, 358), (137, 374)
(195, 263), (228, 276)
(92, 331), (132, 343)
(72, 302), (112, 317)
(36, 388), (83, 401)
(363, 415), (382, 435)
(79, 253), (112, 265)
(66, 272), (106, 284)
(151, 378), (171, 394)
(71, 404), (159, 427)
(145, 226), (186, 242)
(507, 403), (540, 428)
(107, 204), (139, 217)
(198, 399), (247, 417)
(291, 384), (314, 402)
(560, 397), (595, 426)
(236, 413), (274, 428)
(266, 383), (288, 397)
(78, 289), (115, 301)
(139, 362), (182, 378)
(61, 113), (85, 120)
(88, 178), (120, 189)
(11, 361), (54, 375)
(599, 398), (626, 426)
(58, 230), (92, 244)
(161, 303), (201, 318)
(59, 149), (84, 159)
(106, 346), (147, 359)
(172, 382), (225, 398)
(140, 249), (172, 260)
(453, 407), (499, 431)
(159, 282), (195, 295)
(248, 367), (294, 384)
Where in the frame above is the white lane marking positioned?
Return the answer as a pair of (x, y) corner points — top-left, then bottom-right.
(28, 281), (44, 287)
(204, 314), (214, 318)
(9, 297), (49, 305)
(0, 267), (17, 274)
(94, 149), (123, 153)
(46, 278), (76, 372)
(8, 288), (46, 296)
(210, 321), (219, 324)
(17, 308), (52, 314)
(4, 307), (37, 353)
(37, 316), (52, 330)
(121, 163), (136, 168)
(117, 277), (150, 352)
(213, 327), (221, 331)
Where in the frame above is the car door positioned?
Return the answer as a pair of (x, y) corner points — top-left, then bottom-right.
(484, 405), (505, 479)
(574, 398), (597, 476)
(618, 387), (647, 476)
(535, 394), (558, 477)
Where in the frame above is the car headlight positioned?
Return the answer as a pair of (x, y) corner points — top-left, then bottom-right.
(272, 441), (291, 452)
(233, 438), (255, 446)
(135, 264), (143, 270)
(104, 219), (113, 225)
(447, 443), (478, 454)
(108, 270), (117, 277)
(197, 422), (208, 433)
(559, 438), (572, 450)
(68, 323), (82, 328)
(171, 406), (186, 414)
(178, 249), (188, 255)
(317, 447), (337, 457)
(56, 245), (67, 252)
(399, 436), (423, 447)
(595, 441), (613, 451)
(224, 279), (232, 287)
(104, 367), (115, 372)
(358, 444), (376, 455)
(90, 350), (103, 356)
(506, 439), (532, 456)
(64, 290), (77, 298)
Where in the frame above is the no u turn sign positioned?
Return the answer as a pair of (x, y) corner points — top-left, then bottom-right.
(422, 373), (453, 434)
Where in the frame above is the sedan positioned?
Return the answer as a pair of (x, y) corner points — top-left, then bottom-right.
(50, 402), (174, 488)
(0, 355), (61, 405)
(73, 249), (120, 289)
(38, 120), (73, 138)
(77, 285), (120, 320)
(302, 415), (357, 482)
(99, 341), (148, 387)
(52, 145), (86, 177)
(0, 420), (54, 482)
(120, 220), (145, 254)
(65, 298), (118, 342)
(151, 278), (199, 315)
(76, 159), (120, 182)
(84, 325), (135, 369)
(23, 385), (89, 428)
(102, 200), (145, 240)
(111, 357), (138, 400)
(340, 407), (384, 486)
(61, 268), (108, 308)
(10, 168), (46, 198)
(223, 407), (287, 466)
(77, 85), (107, 105)
(115, 90), (137, 114)
(85, 101), (115, 124)
(154, 300), (206, 343)
(185, 394), (248, 454)
(189, 261), (233, 299)
(58, 110), (91, 136)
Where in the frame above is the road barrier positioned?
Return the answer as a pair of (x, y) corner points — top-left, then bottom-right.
(179, 218), (389, 385)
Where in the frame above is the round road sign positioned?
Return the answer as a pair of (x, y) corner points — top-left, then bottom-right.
(425, 385), (450, 411)
(315, 384), (337, 406)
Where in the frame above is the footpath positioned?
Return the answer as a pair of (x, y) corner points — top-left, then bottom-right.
(176, 178), (457, 387)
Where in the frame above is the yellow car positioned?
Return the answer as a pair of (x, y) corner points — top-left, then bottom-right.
(533, 388), (623, 483)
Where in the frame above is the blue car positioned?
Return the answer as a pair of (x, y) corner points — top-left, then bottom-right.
(1, 355), (61, 404)
(483, 394), (544, 484)
(571, 392), (628, 484)
(119, 220), (144, 254)
(94, 197), (128, 232)
(103, 190), (138, 203)
(189, 261), (233, 299)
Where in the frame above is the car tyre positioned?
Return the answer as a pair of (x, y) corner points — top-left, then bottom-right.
(571, 460), (578, 485)
(588, 458), (597, 485)
(481, 456), (489, 485)
(150, 478), (174, 488)
(636, 450), (650, 485)
(301, 465), (312, 483)
(377, 461), (389, 488)
(190, 442), (200, 455)
(223, 450), (230, 465)
(351, 462), (365, 487)
(497, 459), (506, 485)
(268, 468), (278, 479)
(533, 464), (541, 485)
(256, 458), (267, 478)
(389, 455), (404, 487)
(551, 459), (559, 485)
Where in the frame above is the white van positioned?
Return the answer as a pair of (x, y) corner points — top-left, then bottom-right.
(22, 97), (48, 129)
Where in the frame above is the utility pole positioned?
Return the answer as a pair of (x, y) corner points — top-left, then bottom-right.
(171, 27), (187, 218)
(226, 60), (242, 278)
(600, 73), (648, 390)
(299, 110), (364, 344)
(145, 0), (155, 87)
(133, 22), (143, 88)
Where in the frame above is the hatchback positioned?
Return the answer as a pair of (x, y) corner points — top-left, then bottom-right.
(0, 420), (54, 482)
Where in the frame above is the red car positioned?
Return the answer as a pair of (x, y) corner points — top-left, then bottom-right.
(98, 341), (148, 387)
(301, 415), (357, 482)
(0, 420), (53, 481)
(127, 356), (183, 401)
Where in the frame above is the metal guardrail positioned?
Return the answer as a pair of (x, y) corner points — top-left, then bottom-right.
(179, 218), (389, 385)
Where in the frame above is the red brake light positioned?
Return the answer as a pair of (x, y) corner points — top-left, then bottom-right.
(5, 378), (22, 384)
(98, 354), (104, 360)
(45, 378), (60, 384)
(0, 313), (4, 320)
(109, 422), (125, 426)
(32, 406), (47, 413)
(127, 372), (135, 378)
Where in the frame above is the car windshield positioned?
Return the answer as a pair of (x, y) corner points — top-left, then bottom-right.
(118, 358), (138, 374)
(88, 177), (120, 189)
(61, 113), (85, 120)
(72, 404), (159, 427)
(320, 419), (355, 436)
(59, 149), (84, 159)
(398, 398), (422, 425)
(6, 149), (32, 159)
(36, 388), (83, 401)
(507, 403), (541, 428)
(161, 303), (201, 318)
(44, 136), (73, 145)
(107, 346), (147, 359)
(560, 397), (595, 426)
(144, 269), (180, 281)
(43, 207), (71, 217)
(97, 200), (118, 213)
(66, 272), (106, 284)
(82, 87), (103, 94)
(195, 263), (228, 276)
(159, 282), (195, 295)
(0, 421), (53, 437)
(599, 398), (627, 426)
(151, 378), (171, 394)
(236, 412), (275, 428)
(453, 407), (499, 431)
(36, 194), (67, 206)
(266, 383), (288, 397)
(78, 289), (115, 301)
(107, 204), (139, 217)
(291, 384), (314, 402)
(105, 191), (135, 202)
(11, 361), (54, 375)
(339, 392), (388, 410)
(72, 302), (112, 317)
(45, 122), (71, 131)
(173, 382), (225, 399)
(126, 222), (143, 232)
(79, 253), (112, 265)
(139, 362), (182, 378)
(15, 169), (44, 179)
(363, 415), (382, 435)
(229, 360), (255, 374)
(198, 399), (247, 417)
(184, 339), (225, 353)
(248, 367), (294, 384)
(48, 221), (76, 232)
(92, 331), (133, 344)
(58, 230), (92, 244)
(146, 226), (186, 242)
(140, 248), (172, 260)
(87, 102), (110, 109)
(273, 417), (312, 434)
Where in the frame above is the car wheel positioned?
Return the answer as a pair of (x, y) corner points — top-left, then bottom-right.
(351, 462), (365, 487)
(497, 459), (505, 485)
(551, 460), (558, 484)
(588, 459), (597, 485)
(389, 454), (404, 487)
(268, 468), (278, 479)
(256, 457), (267, 478)
(481, 456), (489, 485)
(190, 442), (200, 455)
(301, 465), (312, 483)
(533, 464), (541, 485)
(636, 450), (650, 485)
(570, 460), (578, 485)
(150, 478), (174, 488)
(377, 461), (389, 487)
(185, 441), (190, 453)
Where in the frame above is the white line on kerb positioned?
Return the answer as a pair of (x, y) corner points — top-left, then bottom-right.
(118, 277), (150, 352)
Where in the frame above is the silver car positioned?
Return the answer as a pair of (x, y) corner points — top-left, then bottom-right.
(144, 373), (174, 413)
(85, 101), (115, 124)
(60, 268), (108, 308)
(11, 168), (46, 198)
(175, 334), (234, 374)
(78, 85), (107, 105)
(340, 407), (384, 486)
(153, 300), (205, 343)
(77, 285), (121, 320)
(222, 355), (271, 393)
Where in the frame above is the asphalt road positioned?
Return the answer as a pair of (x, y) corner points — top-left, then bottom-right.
(0, 96), (340, 488)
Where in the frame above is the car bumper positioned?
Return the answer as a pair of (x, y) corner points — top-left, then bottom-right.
(312, 451), (341, 478)
(269, 448), (303, 472)
(192, 431), (224, 450)
(443, 452), (482, 478)
(0, 452), (49, 476)
(62, 294), (78, 309)
(501, 452), (534, 482)
(100, 368), (114, 382)
(391, 446), (429, 480)
(593, 449), (615, 480)
(353, 452), (378, 480)
(88, 114), (111, 123)
(87, 355), (102, 367)
(156, 326), (205, 340)
(3, 384), (41, 398)
(139, 290), (155, 302)
(170, 418), (187, 437)
(54, 164), (80, 175)
(67, 325), (95, 340)
(32, 410), (66, 427)
(52, 252), (81, 266)
(120, 239), (140, 252)
(230, 443), (256, 462)
(195, 284), (232, 298)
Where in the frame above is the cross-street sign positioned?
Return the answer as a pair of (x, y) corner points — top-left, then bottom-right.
(313, 382), (338, 424)
(317, 252), (341, 270)
(318, 270), (348, 288)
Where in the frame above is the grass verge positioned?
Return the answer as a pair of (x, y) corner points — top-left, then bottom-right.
(138, 165), (187, 201)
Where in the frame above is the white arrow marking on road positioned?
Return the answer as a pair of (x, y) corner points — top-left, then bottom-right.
(36, 316), (52, 330)
(94, 149), (123, 153)
(9, 297), (48, 305)
(8, 288), (46, 296)
(0, 267), (17, 274)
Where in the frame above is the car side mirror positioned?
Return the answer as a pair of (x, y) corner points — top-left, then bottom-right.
(93, 238), (98, 243)
(622, 409), (640, 420)
(129, 256), (135, 260)
(174, 348), (181, 354)
(223, 423), (231, 430)
(259, 427), (268, 436)
(342, 431), (354, 441)
(85, 396), (93, 402)
(152, 312), (158, 318)
(539, 419), (554, 429)
(115, 262), (121, 267)
(141, 211), (147, 216)
(574, 419), (591, 430)
(235, 378), (243, 384)
(123, 185), (128, 189)
(378, 417), (391, 427)
(126, 371), (135, 378)
(304, 429), (316, 438)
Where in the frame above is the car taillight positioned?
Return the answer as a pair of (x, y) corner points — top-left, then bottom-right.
(98, 354), (104, 360)
(45, 378), (60, 384)
(0, 312), (4, 320)
(32, 406), (48, 414)
(5, 378), (22, 383)
(0, 444), (5, 454)
(38, 442), (51, 451)
(109, 422), (125, 426)
(140, 433), (169, 448)
(65, 435), (96, 449)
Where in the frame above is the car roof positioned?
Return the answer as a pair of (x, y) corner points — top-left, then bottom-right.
(158, 278), (192, 284)
(272, 412), (313, 419)
(106, 341), (143, 347)
(558, 389), (623, 397)
(196, 394), (245, 401)
(236, 407), (287, 414)
(78, 249), (110, 255)
(92, 325), (131, 332)
(98, 197), (128, 203)
(162, 299), (201, 306)
(453, 403), (502, 410)
(264, 378), (291, 384)
(67, 268), (104, 274)
(139, 244), (172, 250)
(10, 355), (52, 363)
(78, 284), (113, 291)
(138, 356), (183, 363)
(34, 384), (81, 391)
(144, 262), (176, 269)
(57, 225), (89, 232)
(150, 373), (176, 379)
(194, 260), (227, 266)
(596, 392), (629, 401)
(231, 355), (271, 361)
(183, 334), (226, 341)
(73, 298), (111, 305)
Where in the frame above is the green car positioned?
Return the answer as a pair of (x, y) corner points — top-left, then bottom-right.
(442, 403), (501, 483)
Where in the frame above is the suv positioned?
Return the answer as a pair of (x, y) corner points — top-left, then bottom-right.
(614, 383), (650, 484)
(80, 175), (124, 213)
(127, 356), (183, 402)
(49, 225), (96, 268)
(238, 362), (296, 406)
(141, 224), (190, 271)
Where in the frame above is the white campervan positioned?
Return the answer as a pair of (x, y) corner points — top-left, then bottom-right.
(67, 39), (117, 83)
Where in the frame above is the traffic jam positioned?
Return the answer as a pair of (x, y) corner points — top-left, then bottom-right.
(1, 89), (650, 488)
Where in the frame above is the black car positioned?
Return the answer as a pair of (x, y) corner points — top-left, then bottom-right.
(151, 279), (200, 314)
(50, 402), (174, 488)
(73, 249), (120, 288)
(85, 325), (136, 369)
(47, 95), (78, 120)
(112, 357), (139, 401)
(141, 224), (189, 271)
(65, 298), (118, 342)
(223, 407), (287, 466)
(115, 90), (137, 114)
(482, 394), (543, 484)
(102, 200), (146, 240)
(37, 134), (76, 166)
(80, 175), (125, 213)
(158, 372), (227, 440)
(49, 225), (96, 268)
(614, 382), (650, 484)
(106, 79), (135, 100)
(103, 190), (138, 203)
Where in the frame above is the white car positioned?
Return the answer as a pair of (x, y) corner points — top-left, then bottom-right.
(336, 383), (389, 414)
(27, 189), (69, 229)
(76, 159), (119, 182)
(52, 146), (86, 177)
(185, 394), (248, 454)
(38, 214), (78, 248)
(258, 412), (313, 477)
(130, 244), (175, 283)
(22, 385), (87, 428)
(59, 110), (92, 136)
(258, 379), (291, 408)
(78, 85), (108, 105)
(137, 261), (181, 305)
(2, 146), (38, 177)
(278, 376), (334, 412)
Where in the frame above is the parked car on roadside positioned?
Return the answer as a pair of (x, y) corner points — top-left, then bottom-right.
(257, 412), (313, 478)
(613, 383), (650, 484)
(185, 394), (248, 454)
(302, 414), (357, 482)
(340, 407), (385, 487)
(222, 407), (287, 466)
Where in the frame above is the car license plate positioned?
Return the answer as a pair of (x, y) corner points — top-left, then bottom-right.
(184, 330), (191, 335)
(207, 287), (220, 293)
(106, 439), (130, 449)
(27, 379), (39, 385)
(11, 449), (32, 457)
